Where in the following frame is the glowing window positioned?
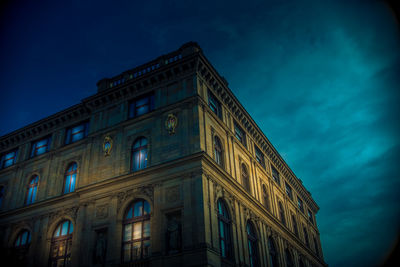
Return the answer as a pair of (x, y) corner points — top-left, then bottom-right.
(1, 149), (18, 169)
(64, 162), (77, 194)
(25, 175), (39, 205)
(132, 137), (148, 171)
(50, 220), (73, 266)
(129, 93), (155, 118)
(31, 136), (51, 157)
(65, 122), (89, 145)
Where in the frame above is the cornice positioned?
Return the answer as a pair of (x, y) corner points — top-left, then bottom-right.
(196, 52), (319, 212)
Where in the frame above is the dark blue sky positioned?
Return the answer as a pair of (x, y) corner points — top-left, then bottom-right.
(1, 1), (399, 266)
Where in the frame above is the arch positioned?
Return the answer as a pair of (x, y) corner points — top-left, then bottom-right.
(217, 199), (233, 260)
(268, 236), (279, 267)
(246, 221), (259, 267)
(241, 163), (250, 193)
(285, 248), (294, 267)
(213, 135), (224, 167)
(11, 229), (31, 265)
(122, 199), (151, 263)
(49, 220), (74, 266)
(25, 175), (39, 205)
(14, 229), (31, 248)
(132, 137), (148, 171)
(63, 162), (77, 194)
(278, 201), (286, 226)
(262, 184), (270, 211)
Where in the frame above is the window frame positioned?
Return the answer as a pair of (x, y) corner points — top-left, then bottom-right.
(217, 199), (233, 261)
(308, 209), (314, 225)
(50, 220), (74, 266)
(262, 184), (270, 212)
(241, 164), (251, 193)
(285, 182), (293, 200)
(297, 197), (304, 213)
(128, 93), (155, 119)
(25, 175), (39, 205)
(234, 122), (246, 147)
(213, 135), (224, 167)
(278, 201), (286, 226)
(1, 148), (18, 169)
(254, 145), (265, 168)
(131, 137), (148, 172)
(268, 236), (279, 267)
(64, 121), (89, 145)
(63, 162), (78, 194)
(208, 90), (222, 119)
(246, 222), (259, 267)
(271, 166), (280, 185)
(30, 136), (51, 158)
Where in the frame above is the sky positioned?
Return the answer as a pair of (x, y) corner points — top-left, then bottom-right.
(1, 0), (399, 266)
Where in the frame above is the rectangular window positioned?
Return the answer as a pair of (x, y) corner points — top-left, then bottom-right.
(129, 93), (155, 119)
(254, 145), (265, 168)
(65, 121), (89, 145)
(308, 209), (314, 225)
(297, 197), (304, 213)
(285, 182), (293, 200)
(234, 122), (246, 147)
(1, 149), (18, 169)
(271, 166), (280, 185)
(31, 136), (51, 157)
(208, 90), (222, 119)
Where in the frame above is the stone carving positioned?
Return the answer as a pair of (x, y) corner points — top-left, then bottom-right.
(103, 136), (113, 156)
(95, 204), (109, 219)
(47, 206), (79, 228)
(166, 186), (180, 203)
(116, 185), (154, 212)
(165, 113), (178, 135)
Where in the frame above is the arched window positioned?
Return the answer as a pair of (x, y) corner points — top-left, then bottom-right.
(241, 164), (250, 193)
(0, 185), (4, 207)
(25, 175), (39, 205)
(13, 229), (31, 265)
(246, 222), (258, 267)
(262, 185), (270, 211)
(132, 137), (148, 171)
(278, 202), (286, 226)
(268, 237), (279, 267)
(214, 136), (223, 167)
(217, 199), (233, 260)
(122, 199), (151, 263)
(291, 214), (299, 237)
(63, 162), (77, 194)
(303, 227), (310, 247)
(50, 220), (73, 266)
(285, 248), (294, 267)
(313, 236), (320, 256)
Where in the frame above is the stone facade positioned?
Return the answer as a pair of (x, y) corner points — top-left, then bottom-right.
(0, 42), (327, 267)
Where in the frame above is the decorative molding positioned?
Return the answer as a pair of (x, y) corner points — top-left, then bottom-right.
(116, 185), (154, 212)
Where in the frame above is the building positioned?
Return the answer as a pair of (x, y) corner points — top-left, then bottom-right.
(0, 42), (327, 267)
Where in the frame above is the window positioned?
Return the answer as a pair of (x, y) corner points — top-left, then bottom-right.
(25, 175), (39, 205)
(217, 199), (233, 260)
(313, 236), (320, 256)
(214, 136), (224, 167)
(246, 222), (258, 267)
(278, 201), (286, 226)
(234, 122), (246, 147)
(241, 164), (250, 193)
(308, 209), (314, 225)
(132, 137), (148, 171)
(0, 186), (4, 208)
(50, 220), (73, 266)
(303, 226), (310, 247)
(292, 214), (299, 237)
(129, 93), (155, 118)
(63, 162), (77, 194)
(262, 185), (270, 211)
(30, 136), (51, 157)
(1, 149), (18, 169)
(65, 121), (89, 145)
(13, 230), (31, 265)
(285, 248), (294, 267)
(271, 166), (280, 185)
(122, 199), (151, 263)
(268, 237), (279, 267)
(285, 182), (293, 200)
(297, 197), (304, 213)
(166, 212), (182, 254)
(254, 146), (265, 168)
(208, 90), (222, 118)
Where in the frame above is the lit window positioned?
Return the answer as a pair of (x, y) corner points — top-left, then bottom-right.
(285, 248), (294, 267)
(297, 197), (304, 213)
(25, 175), (39, 205)
(271, 166), (280, 185)
(246, 222), (259, 267)
(132, 137), (148, 171)
(122, 199), (151, 263)
(268, 237), (279, 267)
(308, 209), (314, 225)
(129, 93), (155, 118)
(50, 220), (73, 266)
(303, 226), (310, 247)
(292, 214), (299, 237)
(278, 201), (286, 226)
(64, 162), (77, 194)
(217, 199), (233, 260)
(254, 146), (265, 168)
(214, 136), (224, 167)
(0, 186), (4, 207)
(285, 182), (293, 200)
(234, 122), (246, 147)
(30, 136), (51, 157)
(1, 149), (18, 169)
(14, 230), (31, 248)
(65, 122), (89, 145)
(208, 90), (222, 118)
(262, 185), (270, 211)
(241, 164), (250, 193)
